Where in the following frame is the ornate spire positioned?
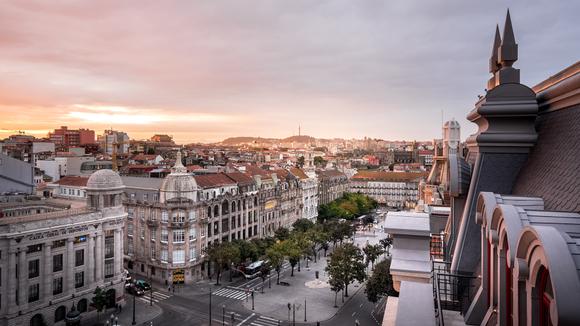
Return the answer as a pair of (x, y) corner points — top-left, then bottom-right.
(171, 150), (187, 174)
(489, 25), (501, 73)
(498, 9), (518, 67)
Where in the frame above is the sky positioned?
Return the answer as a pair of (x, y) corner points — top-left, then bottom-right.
(0, 0), (578, 144)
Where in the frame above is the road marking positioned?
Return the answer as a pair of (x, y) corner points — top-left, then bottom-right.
(352, 312), (357, 317)
(236, 313), (255, 326)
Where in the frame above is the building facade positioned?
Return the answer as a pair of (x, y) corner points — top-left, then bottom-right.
(316, 170), (349, 205)
(0, 169), (126, 326)
(350, 171), (426, 209)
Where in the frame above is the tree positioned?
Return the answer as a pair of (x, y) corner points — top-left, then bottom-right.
(259, 262), (271, 291)
(314, 156), (327, 168)
(91, 286), (107, 322)
(306, 225), (328, 263)
(365, 258), (398, 303)
(363, 244), (384, 270)
(379, 237), (393, 255)
(327, 265), (345, 307)
(222, 242), (241, 282)
(325, 243), (366, 297)
(284, 240), (301, 277)
(292, 218), (314, 233)
(296, 156), (305, 168)
(232, 239), (259, 264)
(266, 242), (285, 284)
(274, 227), (290, 241)
(146, 148), (156, 155)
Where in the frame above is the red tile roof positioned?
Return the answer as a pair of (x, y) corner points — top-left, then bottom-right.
(194, 173), (236, 189)
(289, 168), (309, 180)
(225, 172), (255, 185)
(54, 176), (89, 187)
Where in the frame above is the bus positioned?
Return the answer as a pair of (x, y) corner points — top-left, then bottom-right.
(244, 260), (264, 279)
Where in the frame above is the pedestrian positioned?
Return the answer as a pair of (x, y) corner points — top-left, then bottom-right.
(168, 285), (171, 292)
(119, 303), (123, 312)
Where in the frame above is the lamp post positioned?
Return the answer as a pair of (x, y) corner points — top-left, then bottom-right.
(209, 285), (212, 326)
(230, 312), (235, 325)
(222, 305), (225, 325)
(132, 290), (136, 325)
(304, 299), (307, 322)
(251, 290), (255, 310)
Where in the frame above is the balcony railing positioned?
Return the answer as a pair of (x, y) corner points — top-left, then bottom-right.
(432, 261), (478, 325)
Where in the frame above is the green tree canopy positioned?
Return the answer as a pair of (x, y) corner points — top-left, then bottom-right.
(365, 258), (398, 303)
(325, 243), (366, 297)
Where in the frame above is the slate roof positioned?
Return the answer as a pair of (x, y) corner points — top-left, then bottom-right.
(512, 101), (580, 213)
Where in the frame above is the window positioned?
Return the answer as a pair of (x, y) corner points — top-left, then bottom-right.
(173, 250), (185, 264)
(74, 271), (84, 288)
(74, 235), (87, 243)
(161, 229), (168, 243)
(27, 244), (42, 253)
(28, 283), (39, 302)
(127, 241), (134, 256)
(173, 211), (185, 223)
(104, 260), (114, 279)
(189, 211), (196, 221)
(53, 254), (63, 272)
(161, 210), (168, 223)
(189, 247), (196, 261)
(105, 236), (114, 259)
(141, 228), (145, 239)
(160, 249), (168, 262)
(127, 207), (134, 218)
(127, 224), (134, 237)
(28, 259), (40, 279)
(53, 277), (63, 295)
(151, 229), (156, 241)
(53, 239), (66, 248)
(189, 226), (196, 241)
(75, 249), (84, 267)
(150, 246), (156, 260)
(173, 229), (185, 243)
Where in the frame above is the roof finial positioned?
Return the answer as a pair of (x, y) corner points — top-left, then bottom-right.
(489, 24), (502, 73)
(499, 9), (518, 67)
(172, 150), (187, 174)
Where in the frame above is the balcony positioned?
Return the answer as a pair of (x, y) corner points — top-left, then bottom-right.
(146, 219), (159, 227)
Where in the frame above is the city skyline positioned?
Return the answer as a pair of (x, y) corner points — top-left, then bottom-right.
(1, 1), (578, 143)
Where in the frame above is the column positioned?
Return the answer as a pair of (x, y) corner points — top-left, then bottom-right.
(87, 235), (95, 285)
(18, 250), (27, 309)
(95, 234), (103, 283)
(65, 238), (74, 294)
(43, 244), (52, 303)
(114, 229), (121, 276)
(7, 249), (17, 314)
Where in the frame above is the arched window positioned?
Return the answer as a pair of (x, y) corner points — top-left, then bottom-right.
(231, 201), (236, 213)
(504, 236), (513, 326)
(207, 206), (212, 218)
(222, 202), (229, 215)
(214, 205), (219, 217)
(537, 266), (553, 326)
(55, 306), (66, 323)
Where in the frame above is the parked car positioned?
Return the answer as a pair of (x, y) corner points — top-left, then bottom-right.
(135, 279), (151, 291)
(125, 283), (144, 296)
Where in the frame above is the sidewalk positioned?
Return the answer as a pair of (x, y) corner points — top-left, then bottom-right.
(82, 297), (163, 326)
(239, 252), (364, 323)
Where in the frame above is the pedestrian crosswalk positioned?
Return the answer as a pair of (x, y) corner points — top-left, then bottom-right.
(250, 315), (280, 326)
(136, 290), (171, 304)
(212, 287), (249, 301)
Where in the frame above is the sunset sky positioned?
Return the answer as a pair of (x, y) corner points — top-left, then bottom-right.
(0, 0), (578, 143)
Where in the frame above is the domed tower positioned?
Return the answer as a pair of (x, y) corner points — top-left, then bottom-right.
(86, 169), (125, 210)
(160, 151), (198, 203)
(443, 118), (461, 156)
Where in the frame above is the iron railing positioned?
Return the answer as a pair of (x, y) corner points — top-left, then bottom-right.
(430, 234), (445, 261)
(432, 261), (478, 325)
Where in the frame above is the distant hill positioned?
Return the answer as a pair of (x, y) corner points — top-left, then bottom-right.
(220, 137), (277, 145)
(281, 135), (315, 143)
(220, 135), (315, 146)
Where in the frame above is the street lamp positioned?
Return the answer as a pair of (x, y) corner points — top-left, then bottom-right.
(132, 288), (137, 325)
(222, 305), (225, 325)
(209, 285), (212, 326)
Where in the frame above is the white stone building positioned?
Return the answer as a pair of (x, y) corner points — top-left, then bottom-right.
(0, 169), (126, 326)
